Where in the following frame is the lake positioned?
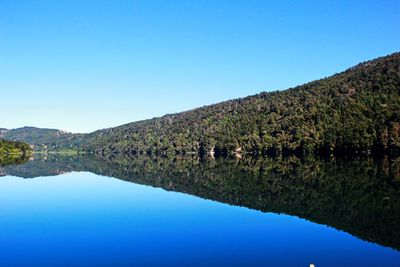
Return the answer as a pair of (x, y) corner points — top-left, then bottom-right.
(0, 154), (399, 266)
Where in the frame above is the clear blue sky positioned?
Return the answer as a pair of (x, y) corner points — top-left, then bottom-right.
(1, 0), (399, 133)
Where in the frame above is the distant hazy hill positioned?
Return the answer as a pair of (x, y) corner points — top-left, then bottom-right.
(82, 52), (400, 156)
(3, 52), (400, 156)
(0, 127), (84, 151)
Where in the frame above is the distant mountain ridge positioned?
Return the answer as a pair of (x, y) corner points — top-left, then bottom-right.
(0, 126), (84, 151)
(2, 52), (400, 156)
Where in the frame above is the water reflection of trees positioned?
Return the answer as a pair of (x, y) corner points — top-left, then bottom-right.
(0, 154), (30, 167)
(1, 154), (399, 250)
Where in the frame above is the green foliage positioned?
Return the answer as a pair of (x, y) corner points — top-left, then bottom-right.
(0, 139), (32, 156)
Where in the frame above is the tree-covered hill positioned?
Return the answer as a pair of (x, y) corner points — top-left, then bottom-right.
(2, 52), (399, 157)
(82, 52), (400, 157)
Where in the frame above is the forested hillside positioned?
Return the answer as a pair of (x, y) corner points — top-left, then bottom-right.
(82, 52), (400, 156)
(2, 53), (399, 157)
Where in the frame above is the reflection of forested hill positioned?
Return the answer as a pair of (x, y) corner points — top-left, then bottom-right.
(0, 155), (89, 178)
(1, 154), (400, 250)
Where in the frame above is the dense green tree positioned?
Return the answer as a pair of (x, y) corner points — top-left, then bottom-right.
(0, 139), (32, 156)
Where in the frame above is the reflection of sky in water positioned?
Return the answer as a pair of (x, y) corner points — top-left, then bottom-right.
(0, 172), (399, 267)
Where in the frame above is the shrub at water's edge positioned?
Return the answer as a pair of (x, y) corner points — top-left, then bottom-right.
(0, 139), (32, 167)
(0, 139), (32, 156)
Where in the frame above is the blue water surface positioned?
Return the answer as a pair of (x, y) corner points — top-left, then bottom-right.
(0, 172), (399, 267)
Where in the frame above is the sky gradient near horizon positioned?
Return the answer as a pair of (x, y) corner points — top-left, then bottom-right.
(1, 0), (399, 133)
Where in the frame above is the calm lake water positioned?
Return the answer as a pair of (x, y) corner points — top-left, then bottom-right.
(0, 155), (399, 266)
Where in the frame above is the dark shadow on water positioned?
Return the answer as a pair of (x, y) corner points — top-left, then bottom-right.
(1, 153), (400, 251)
